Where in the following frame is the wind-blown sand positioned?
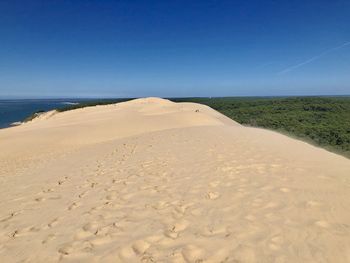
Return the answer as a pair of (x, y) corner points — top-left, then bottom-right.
(0, 97), (349, 262)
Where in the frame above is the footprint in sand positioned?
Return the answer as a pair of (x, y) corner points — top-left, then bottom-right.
(117, 246), (138, 261)
(89, 235), (112, 246)
(105, 193), (118, 201)
(0, 211), (20, 222)
(74, 230), (93, 240)
(82, 222), (100, 234)
(58, 243), (74, 255)
(9, 227), (37, 238)
(172, 220), (189, 232)
(42, 188), (54, 193)
(268, 243), (280, 251)
(164, 229), (178, 239)
(268, 235), (283, 251)
(75, 221), (111, 240)
(10, 230), (19, 238)
(315, 220), (330, 228)
(151, 201), (169, 210)
(174, 203), (192, 214)
(206, 191), (220, 200)
(34, 196), (46, 202)
(191, 208), (203, 216)
(201, 225), (227, 237)
(58, 176), (69, 186)
(164, 220), (189, 239)
(48, 217), (60, 228)
(48, 194), (62, 200)
(112, 179), (122, 184)
(42, 233), (56, 244)
(263, 201), (280, 209)
(91, 182), (99, 188)
(132, 240), (151, 255)
(232, 245), (256, 263)
(68, 202), (80, 210)
(209, 181), (220, 188)
(279, 187), (291, 193)
(24, 225), (41, 233)
(78, 190), (88, 199)
(182, 245), (205, 262)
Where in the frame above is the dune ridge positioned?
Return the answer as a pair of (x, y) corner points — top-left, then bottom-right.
(0, 98), (349, 262)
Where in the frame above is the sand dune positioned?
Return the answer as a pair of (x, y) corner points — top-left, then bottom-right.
(0, 98), (349, 262)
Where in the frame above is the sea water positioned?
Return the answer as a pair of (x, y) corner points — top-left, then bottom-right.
(0, 99), (81, 129)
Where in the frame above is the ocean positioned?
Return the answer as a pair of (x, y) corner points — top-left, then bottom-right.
(0, 99), (83, 129)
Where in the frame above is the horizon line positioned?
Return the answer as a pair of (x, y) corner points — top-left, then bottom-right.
(0, 94), (350, 100)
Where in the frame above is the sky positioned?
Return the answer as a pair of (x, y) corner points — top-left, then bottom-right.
(0, 0), (350, 98)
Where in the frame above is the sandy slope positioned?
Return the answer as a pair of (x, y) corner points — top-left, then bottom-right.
(0, 98), (349, 263)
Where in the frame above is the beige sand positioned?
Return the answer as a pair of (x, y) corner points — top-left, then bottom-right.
(0, 97), (349, 263)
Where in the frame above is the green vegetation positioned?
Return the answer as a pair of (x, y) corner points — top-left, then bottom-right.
(172, 97), (350, 158)
(23, 110), (46, 122)
(54, 96), (350, 158)
(56, 99), (134, 112)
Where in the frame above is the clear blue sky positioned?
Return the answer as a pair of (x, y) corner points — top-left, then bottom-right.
(0, 0), (349, 98)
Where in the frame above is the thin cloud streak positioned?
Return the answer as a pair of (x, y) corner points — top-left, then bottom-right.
(278, 42), (350, 74)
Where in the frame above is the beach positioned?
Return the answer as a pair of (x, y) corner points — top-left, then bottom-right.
(0, 97), (349, 262)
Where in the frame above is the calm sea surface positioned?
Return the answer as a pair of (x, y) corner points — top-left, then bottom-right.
(0, 99), (84, 129)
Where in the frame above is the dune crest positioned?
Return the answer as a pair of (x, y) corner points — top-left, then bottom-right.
(0, 98), (349, 262)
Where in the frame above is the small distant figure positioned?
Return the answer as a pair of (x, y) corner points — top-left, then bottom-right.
(195, 109), (199, 112)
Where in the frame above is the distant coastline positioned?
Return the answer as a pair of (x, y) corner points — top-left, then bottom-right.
(0, 99), (83, 129)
